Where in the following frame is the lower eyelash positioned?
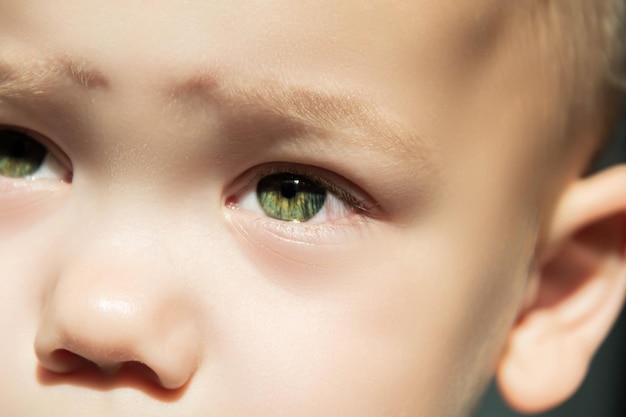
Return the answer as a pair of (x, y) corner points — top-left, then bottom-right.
(228, 207), (375, 246)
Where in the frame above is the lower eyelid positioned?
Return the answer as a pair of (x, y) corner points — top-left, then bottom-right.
(0, 177), (67, 222)
(225, 207), (373, 248)
(0, 177), (64, 194)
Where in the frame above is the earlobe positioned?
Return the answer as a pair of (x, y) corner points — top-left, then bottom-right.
(496, 165), (626, 414)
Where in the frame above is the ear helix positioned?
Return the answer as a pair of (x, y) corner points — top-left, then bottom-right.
(496, 166), (626, 413)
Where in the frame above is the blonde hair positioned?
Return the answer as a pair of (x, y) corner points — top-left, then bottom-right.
(532, 0), (625, 153)
(549, 0), (624, 99)
(591, 0), (625, 91)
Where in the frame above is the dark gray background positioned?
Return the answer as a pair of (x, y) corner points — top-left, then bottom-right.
(474, 107), (626, 417)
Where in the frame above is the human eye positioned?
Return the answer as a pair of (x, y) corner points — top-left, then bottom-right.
(0, 128), (71, 181)
(226, 165), (374, 224)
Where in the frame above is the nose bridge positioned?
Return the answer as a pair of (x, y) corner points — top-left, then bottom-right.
(86, 202), (165, 260)
(73, 185), (185, 264)
(35, 199), (203, 390)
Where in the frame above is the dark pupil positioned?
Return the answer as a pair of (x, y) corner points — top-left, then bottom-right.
(10, 139), (27, 157)
(280, 179), (299, 199)
(256, 173), (327, 222)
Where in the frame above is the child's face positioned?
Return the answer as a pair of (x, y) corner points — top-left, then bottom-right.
(1, 1), (562, 416)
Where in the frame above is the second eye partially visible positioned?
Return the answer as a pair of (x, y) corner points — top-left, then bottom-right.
(0, 128), (72, 182)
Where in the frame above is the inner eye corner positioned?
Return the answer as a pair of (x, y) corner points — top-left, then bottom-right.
(63, 171), (74, 184)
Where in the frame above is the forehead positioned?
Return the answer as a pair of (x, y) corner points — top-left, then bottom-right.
(0, 0), (562, 202)
(0, 0), (523, 139)
(0, 0), (508, 86)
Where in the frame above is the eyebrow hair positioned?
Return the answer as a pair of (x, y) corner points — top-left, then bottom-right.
(167, 73), (435, 168)
(0, 55), (109, 97)
(0, 55), (434, 172)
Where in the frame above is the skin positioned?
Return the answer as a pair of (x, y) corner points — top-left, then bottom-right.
(0, 1), (622, 416)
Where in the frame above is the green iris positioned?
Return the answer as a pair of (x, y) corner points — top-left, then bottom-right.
(257, 173), (327, 222)
(0, 130), (46, 178)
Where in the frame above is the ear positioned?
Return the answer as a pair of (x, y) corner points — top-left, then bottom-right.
(496, 165), (626, 414)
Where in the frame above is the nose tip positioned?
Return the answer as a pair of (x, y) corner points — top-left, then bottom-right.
(35, 267), (201, 390)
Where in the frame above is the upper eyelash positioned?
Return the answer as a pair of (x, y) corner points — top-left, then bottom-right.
(240, 165), (377, 215)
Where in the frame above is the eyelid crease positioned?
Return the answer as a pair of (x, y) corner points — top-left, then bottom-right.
(167, 73), (436, 171)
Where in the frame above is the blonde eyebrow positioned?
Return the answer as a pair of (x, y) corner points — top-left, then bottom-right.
(167, 73), (435, 167)
(0, 55), (435, 172)
(0, 55), (109, 97)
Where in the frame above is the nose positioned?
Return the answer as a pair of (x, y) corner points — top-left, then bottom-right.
(34, 253), (202, 390)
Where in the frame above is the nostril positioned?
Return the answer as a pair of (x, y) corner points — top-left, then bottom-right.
(46, 350), (161, 385)
(38, 341), (194, 390)
(46, 349), (97, 374)
(120, 361), (161, 385)
(38, 354), (188, 402)
(34, 272), (202, 392)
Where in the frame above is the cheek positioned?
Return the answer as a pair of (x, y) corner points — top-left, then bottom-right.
(406, 217), (533, 414)
(214, 215), (527, 416)
(207, 273), (428, 416)
(0, 202), (68, 410)
(209, 218), (426, 415)
(0, 183), (69, 320)
(0, 181), (530, 417)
